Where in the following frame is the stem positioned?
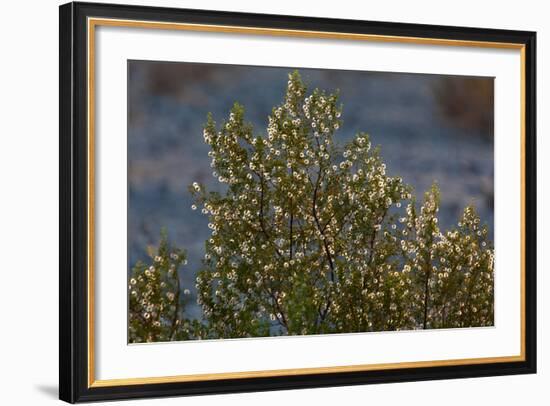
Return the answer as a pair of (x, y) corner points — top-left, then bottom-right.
(169, 263), (181, 340)
(289, 208), (294, 261)
(256, 172), (283, 259)
(310, 170), (336, 326)
(311, 172), (335, 279)
(423, 266), (430, 329)
(265, 286), (288, 332)
(289, 169), (294, 261)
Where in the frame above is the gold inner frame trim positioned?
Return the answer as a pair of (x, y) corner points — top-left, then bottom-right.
(87, 17), (527, 388)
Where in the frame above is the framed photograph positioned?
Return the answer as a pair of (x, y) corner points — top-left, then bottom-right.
(59, 1), (536, 402)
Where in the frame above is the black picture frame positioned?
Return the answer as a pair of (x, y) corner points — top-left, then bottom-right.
(59, 1), (537, 403)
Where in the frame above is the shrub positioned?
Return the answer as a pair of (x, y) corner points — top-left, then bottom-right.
(129, 71), (494, 342)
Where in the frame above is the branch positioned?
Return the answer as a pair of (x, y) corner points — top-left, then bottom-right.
(289, 170), (294, 261)
(310, 170), (336, 326)
(367, 207), (389, 266)
(311, 172), (335, 278)
(264, 285), (289, 331)
(423, 261), (431, 329)
(255, 171), (284, 259)
(169, 263), (181, 340)
(289, 208), (294, 261)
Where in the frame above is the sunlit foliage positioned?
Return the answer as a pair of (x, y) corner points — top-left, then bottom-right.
(129, 71), (494, 342)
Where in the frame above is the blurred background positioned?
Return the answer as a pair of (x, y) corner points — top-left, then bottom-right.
(128, 61), (494, 319)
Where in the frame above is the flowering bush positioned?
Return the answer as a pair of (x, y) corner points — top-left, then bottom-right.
(129, 71), (494, 342)
(128, 231), (204, 342)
